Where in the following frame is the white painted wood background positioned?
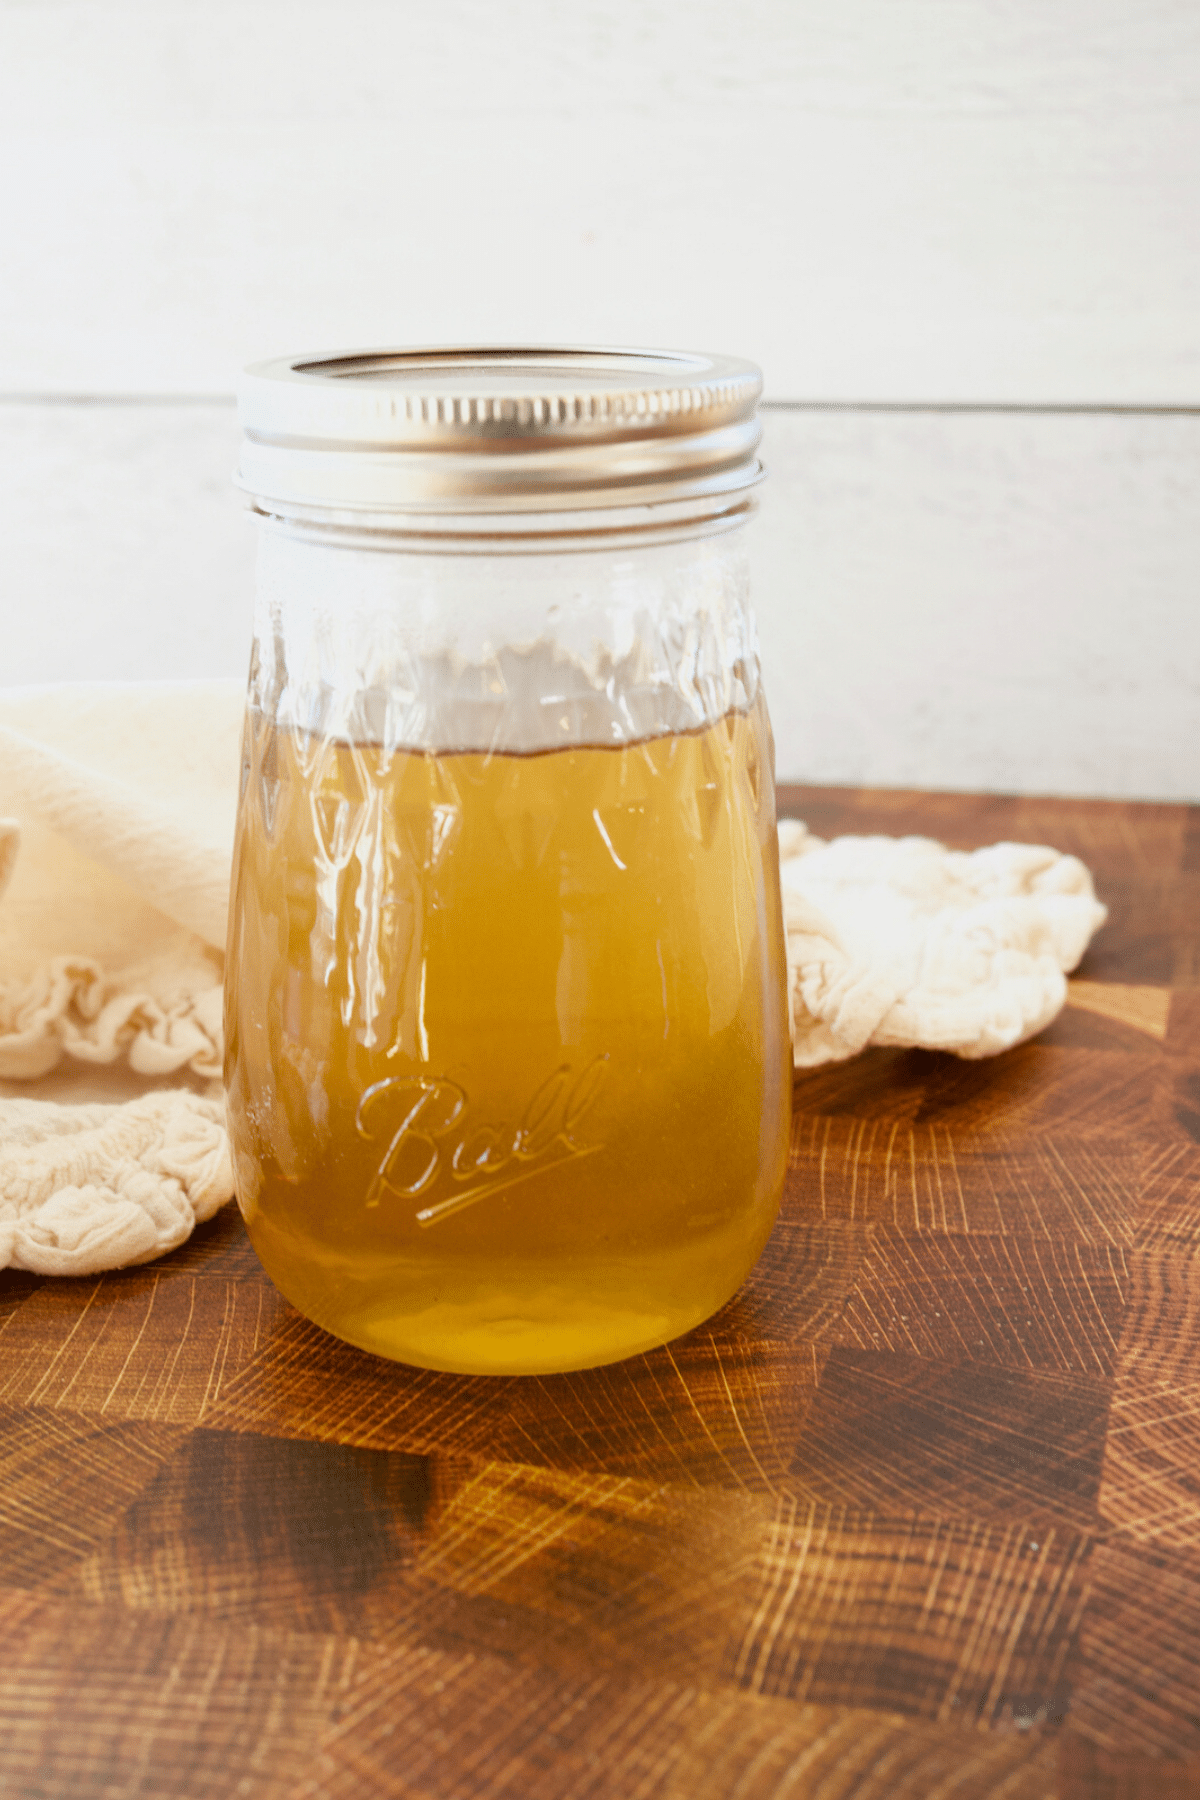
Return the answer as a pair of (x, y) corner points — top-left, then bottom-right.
(2, 0), (1197, 798)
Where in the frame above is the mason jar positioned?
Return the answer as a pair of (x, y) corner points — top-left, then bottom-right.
(226, 347), (791, 1375)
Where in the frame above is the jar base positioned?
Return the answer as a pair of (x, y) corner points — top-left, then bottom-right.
(243, 1219), (778, 1376)
(301, 1298), (685, 1376)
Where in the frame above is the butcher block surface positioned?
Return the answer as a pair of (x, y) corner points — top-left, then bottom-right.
(1, 783), (1198, 1800)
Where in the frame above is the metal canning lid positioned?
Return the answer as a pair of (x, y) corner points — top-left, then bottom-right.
(236, 345), (764, 533)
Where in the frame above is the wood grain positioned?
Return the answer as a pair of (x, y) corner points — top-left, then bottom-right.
(300, 1652), (1064, 1800)
(0, 1261), (286, 1423)
(1097, 1375), (1200, 1552)
(786, 1353), (1112, 1528)
(789, 1114), (1145, 1241)
(1134, 1144), (1200, 1246)
(1070, 1541), (1200, 1758)
(727, 1497), (1091, 1726)
(0, 1587), (371, 1800)
(665, 1700), (1060, 1800)
(1058, 1738), (1200, 1800)
(828, 1230), (1130, 1376)
(0, 1406), (185, 1588)
(0, 785), (1196, 1797)
(1066, 982), (1171, 1041)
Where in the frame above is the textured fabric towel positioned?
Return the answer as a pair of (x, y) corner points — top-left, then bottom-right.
(0, 680), (1107, 1274)
(1, 1091), (233, 1275)
(777, 820), (1106, 1066)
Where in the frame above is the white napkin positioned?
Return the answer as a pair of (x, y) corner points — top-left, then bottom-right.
(0, 1091), (232, 1276)
(0, 681), (242, 1273)
(778, 820), (1106, 1066)
(0, 680), (1107, 1275)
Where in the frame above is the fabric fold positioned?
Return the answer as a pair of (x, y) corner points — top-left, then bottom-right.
(0, 725), (231, 950)
(0, 1091), (234, 1275)
(777, 822), (1107, 1065)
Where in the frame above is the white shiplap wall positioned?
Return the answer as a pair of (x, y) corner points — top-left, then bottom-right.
(1, 0), (1198, 798)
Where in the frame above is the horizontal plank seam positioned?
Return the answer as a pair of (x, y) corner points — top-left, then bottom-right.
(2, 395), (1200, 415)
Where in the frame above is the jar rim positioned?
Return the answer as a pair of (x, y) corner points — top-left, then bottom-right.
(237, 344), (764, 528)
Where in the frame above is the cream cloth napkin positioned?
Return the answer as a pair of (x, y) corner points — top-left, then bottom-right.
(0, 682), (242, 1276)
(778, 820), (1106, 1067)
(0, 681), (1106, 1276)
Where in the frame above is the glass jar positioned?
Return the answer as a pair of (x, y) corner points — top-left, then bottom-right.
(226, 347), (791, 1375)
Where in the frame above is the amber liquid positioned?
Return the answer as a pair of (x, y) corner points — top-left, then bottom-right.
(224, 696), (791, 1374)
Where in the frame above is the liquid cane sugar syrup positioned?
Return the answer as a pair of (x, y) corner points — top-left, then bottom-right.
(226, 346), (792, 1374)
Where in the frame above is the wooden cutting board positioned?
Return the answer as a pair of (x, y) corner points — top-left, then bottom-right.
(1, 784), (1197, 1800)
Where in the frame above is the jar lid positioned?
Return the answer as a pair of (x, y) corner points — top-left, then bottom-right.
(236, 345), (763, 534)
